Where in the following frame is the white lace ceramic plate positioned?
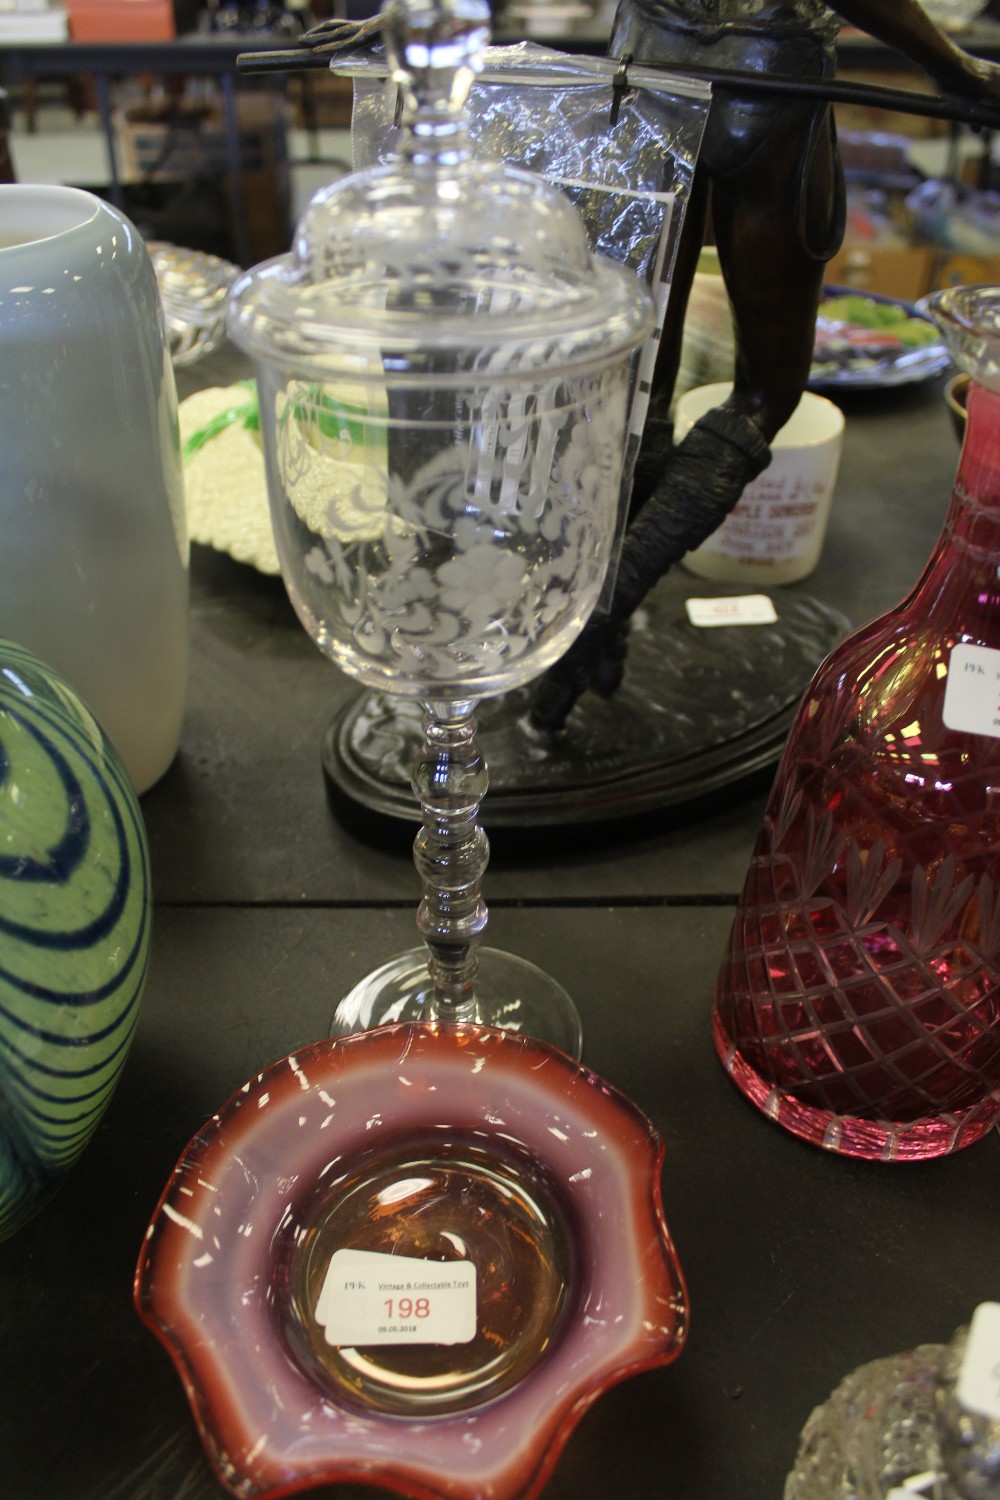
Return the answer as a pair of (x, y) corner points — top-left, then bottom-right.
(179, 384), (393, 575)
(179, 385), (280, 574)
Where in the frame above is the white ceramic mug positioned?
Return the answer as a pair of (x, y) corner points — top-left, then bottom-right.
(0, 185), (188, 792)
(673, 247), (736, 407)
(675, 382), (845, 586)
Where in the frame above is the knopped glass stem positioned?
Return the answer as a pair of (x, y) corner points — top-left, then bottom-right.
(412, 699), (489, 1016)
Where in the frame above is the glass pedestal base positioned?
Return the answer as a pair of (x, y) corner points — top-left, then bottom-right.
(332, 947), (583, 1060)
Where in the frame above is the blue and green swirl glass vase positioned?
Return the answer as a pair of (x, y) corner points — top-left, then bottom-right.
(0, 639), (151, 1241)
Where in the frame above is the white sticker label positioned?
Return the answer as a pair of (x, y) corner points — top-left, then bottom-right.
(685, 594), (778, 628)
(315, 1249), (477, 1347)
(885, 1473), (944, 1497)
(957, 1300), (1000, 1421)
(942, 643), (1000, 739)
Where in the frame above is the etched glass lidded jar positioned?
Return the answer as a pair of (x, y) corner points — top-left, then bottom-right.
(227, 0), (653, 704)
(227, 0), (653, 1052)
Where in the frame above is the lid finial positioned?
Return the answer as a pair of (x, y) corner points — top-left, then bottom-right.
(384, 0), (490, 158)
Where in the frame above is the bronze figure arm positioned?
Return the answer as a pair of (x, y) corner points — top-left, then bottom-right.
(831, 0), (1000, 100)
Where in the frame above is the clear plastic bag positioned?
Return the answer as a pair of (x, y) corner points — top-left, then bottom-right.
(330, 41), (710, 597)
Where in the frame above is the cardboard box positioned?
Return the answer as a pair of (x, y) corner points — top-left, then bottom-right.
(834, 71), (951, 142)
(116, 91), (288, 180)
(115, 92), (291, 263)
(68, 0), (174, 40)
(289, 70), (352, 131)
(824, 244), (935, 301)
(928, 252), (1000, 291)
(223, 163), (291, 263)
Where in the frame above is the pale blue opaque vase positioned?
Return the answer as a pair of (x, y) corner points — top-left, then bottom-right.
(0, 185), (188, 793)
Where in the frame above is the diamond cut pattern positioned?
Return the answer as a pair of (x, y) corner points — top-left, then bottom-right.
(716, 818), (1000, 1130)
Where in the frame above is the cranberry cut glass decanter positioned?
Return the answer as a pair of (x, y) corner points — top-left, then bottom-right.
(227, 0), (653, 1056)
(713, 284), (1000, 1161)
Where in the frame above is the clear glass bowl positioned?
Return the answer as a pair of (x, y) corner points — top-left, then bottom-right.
(785, 1321), (1000, 1499)
(134, 1022), (688, 1500)
(149, 241), (240, 367)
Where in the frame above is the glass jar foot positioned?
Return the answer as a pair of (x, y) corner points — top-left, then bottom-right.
(332, 947), (583, 1060)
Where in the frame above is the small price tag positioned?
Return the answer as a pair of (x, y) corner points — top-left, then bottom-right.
(315, 1249), (477, 1348)
(885, 1472), (943, 1497)
(685, 595), (778, 628)
(942, 643), (1000, 739)
(957, 1301), (1000, 1421)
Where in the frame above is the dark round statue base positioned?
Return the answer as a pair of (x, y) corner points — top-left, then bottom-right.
(322, 573), (850, 833)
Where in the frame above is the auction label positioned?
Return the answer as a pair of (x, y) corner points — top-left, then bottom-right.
(315, 1249), (477, 1347)
(957, 1300), (1000, 1422)
(685, 595), (778, 628)
(942, 643), (1000, 739)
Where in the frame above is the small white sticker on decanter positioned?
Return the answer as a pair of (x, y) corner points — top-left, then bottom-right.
(942, 643), (1000, 738)
(315, 1248), (477, 1347)
(956, 1300), (1000, 1421)
(684, 595), (778, 628)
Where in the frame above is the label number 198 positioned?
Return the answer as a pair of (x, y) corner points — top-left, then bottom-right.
(384, 1296), (430, 1320)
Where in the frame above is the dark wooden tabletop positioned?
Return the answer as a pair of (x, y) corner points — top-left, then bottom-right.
(1, 341), (997, 1500)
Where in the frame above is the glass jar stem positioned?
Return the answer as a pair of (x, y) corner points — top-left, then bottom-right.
(412, 699), (489, 1017)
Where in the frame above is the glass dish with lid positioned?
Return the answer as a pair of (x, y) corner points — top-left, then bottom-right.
(227, 0), (653, 1051)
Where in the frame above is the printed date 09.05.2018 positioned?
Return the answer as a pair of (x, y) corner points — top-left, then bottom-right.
(378, 1324), (418, 1335)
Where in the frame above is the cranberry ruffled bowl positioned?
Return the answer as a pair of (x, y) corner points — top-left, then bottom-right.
(134, 1022), (687, 1500)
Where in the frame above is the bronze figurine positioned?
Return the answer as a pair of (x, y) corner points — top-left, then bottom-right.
(530, 0), (1000, 730)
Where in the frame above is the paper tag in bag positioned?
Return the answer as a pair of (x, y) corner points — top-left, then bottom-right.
(685, 595), (778, 628)
(956, 1301), (1000, 1421)
(315, 1249), (477, 1347)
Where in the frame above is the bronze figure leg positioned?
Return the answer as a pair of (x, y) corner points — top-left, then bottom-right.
(531, 99), (843, 730)
(712, 97), (840, 442)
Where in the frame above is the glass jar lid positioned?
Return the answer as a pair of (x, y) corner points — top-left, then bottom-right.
(227, 0), (654, 386)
